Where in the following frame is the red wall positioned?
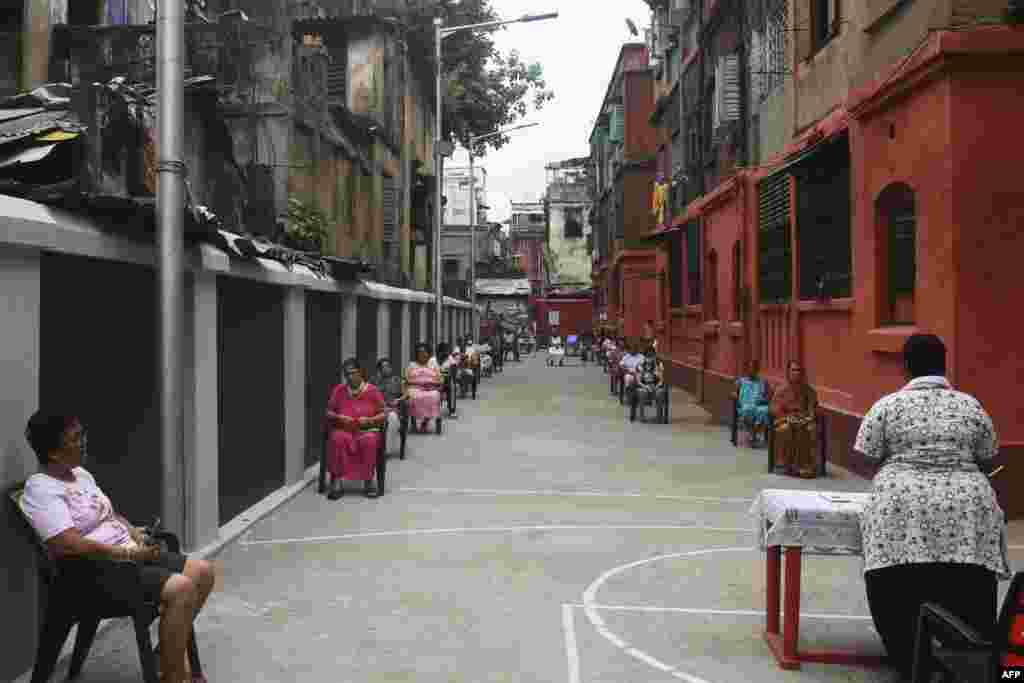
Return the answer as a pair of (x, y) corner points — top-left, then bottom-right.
(624, 70), (657, 159)
(653, 29), (1024, 514)
(950, 62), (1024, 449)
(536, 298), (594, 339)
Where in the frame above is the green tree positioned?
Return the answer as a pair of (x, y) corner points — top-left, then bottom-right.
(406, 0), (554, 156)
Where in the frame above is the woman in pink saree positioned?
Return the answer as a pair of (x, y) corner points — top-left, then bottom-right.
(406, 342), (443, 434)
(326, 358), (387, 500)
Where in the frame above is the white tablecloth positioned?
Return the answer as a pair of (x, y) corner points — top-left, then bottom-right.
(750, 489), (873, 556)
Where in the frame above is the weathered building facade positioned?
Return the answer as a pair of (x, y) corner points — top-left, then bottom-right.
(642, 0), (1024, 513)
(0, 3), (473, 680)
(544, 157), (592, 289)
(588, 43), (659, 340)
(509, 200), (548, 300)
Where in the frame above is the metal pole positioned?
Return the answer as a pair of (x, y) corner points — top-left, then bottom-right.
(469, 149), (477, 339)
(434, 18), (444, 350)
(157, 0), (186, 541)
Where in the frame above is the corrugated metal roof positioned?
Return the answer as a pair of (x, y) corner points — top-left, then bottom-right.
(0, 110), (84, 143)
(475, 278), (531, 296)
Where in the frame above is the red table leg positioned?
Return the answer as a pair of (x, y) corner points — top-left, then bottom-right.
(783, 547), (803, 661)
(766, 546), (780, 635)
(763, 546), (800, 669)
(763, 545), (888, 670)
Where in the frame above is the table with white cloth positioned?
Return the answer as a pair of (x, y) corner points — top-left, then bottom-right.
(750, 488), (886, 670)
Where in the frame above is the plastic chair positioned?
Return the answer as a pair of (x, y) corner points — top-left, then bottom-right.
(911, 571), (1024, 682)
(7, 483), (201, 683)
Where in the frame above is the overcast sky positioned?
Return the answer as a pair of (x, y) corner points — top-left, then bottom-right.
(446, 0), (651, 224)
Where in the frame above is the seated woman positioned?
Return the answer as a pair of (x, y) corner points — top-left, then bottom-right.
(547, 337), (566, 366)
(326, 358), (388, 500)
(633, 348), (667, 417)
(407, 342), (444, 432)
(477, 339), (493, 376)
(855, 334), (1009, 681)
(21, 410), (217, 683)
(769, 360), (819, 478)
(371, 357), (405, 458)
(619, 342), (645, 393)
(732, 359), (772, 447)
(456, 338), (478, 396)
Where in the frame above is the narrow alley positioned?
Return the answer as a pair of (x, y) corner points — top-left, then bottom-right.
(40, 354), (1020, 683)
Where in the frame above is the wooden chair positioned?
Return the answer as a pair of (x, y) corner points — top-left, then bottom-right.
(911, 571), (1024, 683)
(318, 417), (389, 496)
(7, 483), (201, 683)
(765, 409), (828, 477)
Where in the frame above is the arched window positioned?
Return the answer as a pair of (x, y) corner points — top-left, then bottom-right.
(732, 240), (743, 321)
(876, 183), (916, 325)
(706, 249), (719, 321)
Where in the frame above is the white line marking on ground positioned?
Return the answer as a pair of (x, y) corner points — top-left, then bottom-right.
(562, 604), (582, 683)
(240, 524), (753, 547)
(581, 547), (751, 683)
(397, 487), (753, 504)
(574, 603), (874, 621)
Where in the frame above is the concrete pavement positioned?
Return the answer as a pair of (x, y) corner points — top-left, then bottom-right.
(29, 352), (1024, 683)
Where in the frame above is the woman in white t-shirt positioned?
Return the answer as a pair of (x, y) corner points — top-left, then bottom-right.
(21, 411), (217, 683)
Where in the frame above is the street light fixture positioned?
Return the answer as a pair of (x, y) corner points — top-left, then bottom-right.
(433, 10), (557, 349)
(465, 122), (540, 339)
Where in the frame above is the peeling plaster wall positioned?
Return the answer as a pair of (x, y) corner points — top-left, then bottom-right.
(547, 203), (594, 286)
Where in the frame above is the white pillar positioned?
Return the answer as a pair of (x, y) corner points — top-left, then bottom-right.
(282, 287), (306, 485)
(342, 293), (358, 365)
(400, 300), (411, 366)
(377, 297), (391, 368)
(184, 270), (219, 550)
(419, 303), (428, 350)
(0, 245), (42, 677)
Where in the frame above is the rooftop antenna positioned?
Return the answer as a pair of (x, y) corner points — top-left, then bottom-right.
(625, 18), (639, 36)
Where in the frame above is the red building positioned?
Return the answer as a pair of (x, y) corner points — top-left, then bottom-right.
(535, 290), (594, 342)
(588, 44), (660, 341)
(647, 22), (1024, 515)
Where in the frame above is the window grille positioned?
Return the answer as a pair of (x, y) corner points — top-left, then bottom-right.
(758, 172), (792, 303)
(796, 140), (853, 301)
(748, 0), (788, 104)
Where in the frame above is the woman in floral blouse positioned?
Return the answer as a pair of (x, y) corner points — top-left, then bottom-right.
(854, 333), (1009, 681)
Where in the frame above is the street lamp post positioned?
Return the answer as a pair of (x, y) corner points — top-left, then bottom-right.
(433, 11), (558, 349)
(466, 122), (539, 340)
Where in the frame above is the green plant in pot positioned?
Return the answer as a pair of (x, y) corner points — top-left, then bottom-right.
(284, 198), (329, 253)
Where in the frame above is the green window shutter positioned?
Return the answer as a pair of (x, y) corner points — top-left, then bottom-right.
(609, 105), (625, 143)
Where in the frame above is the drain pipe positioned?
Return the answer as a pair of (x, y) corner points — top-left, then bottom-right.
(156, 0), (187, 544)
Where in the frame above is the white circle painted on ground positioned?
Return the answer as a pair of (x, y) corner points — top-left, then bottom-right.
(581, 547), (756, 683)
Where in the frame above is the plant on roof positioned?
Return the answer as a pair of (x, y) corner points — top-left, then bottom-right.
(284, 198), (329, 253)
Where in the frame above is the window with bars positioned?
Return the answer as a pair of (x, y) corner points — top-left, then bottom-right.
(877, 183), (916, 324)
(686, 221), (702, 305)
(712, 54), (741, 133)
(758, 172), (792, 303)
(748, 0), (788, 104)
(795, 139), (853, 301)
